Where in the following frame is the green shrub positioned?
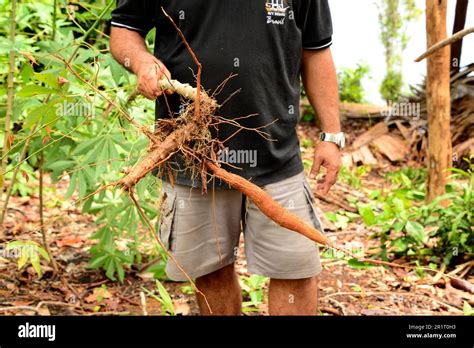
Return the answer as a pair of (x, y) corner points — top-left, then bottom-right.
(337, 63), (371, 103)
(359, 166), (473, 267)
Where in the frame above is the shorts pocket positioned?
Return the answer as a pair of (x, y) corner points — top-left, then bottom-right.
(159, 191), (177, 251)
(302, 179), (325, 233)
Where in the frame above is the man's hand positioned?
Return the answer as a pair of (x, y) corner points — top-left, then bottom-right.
(136, 54), (173, 100)
(110, 27), (172, 100)
(310, 141), (341, 194)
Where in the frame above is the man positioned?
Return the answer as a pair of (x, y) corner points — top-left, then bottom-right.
(110, 0), (344, 316)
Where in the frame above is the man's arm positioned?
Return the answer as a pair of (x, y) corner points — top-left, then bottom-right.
(301, 48), (342, 194)
(110, 27), (171, 100)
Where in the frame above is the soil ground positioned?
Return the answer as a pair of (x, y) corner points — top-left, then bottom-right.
(0, 123), (471, 316)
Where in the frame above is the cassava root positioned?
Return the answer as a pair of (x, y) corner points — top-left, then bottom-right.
(159, 78), (217, 107)
(206, 161), (331, 246)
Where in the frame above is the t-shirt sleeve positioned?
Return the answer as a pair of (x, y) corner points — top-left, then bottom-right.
(297, 0), (333, 50)
(111, 0), (157, 36)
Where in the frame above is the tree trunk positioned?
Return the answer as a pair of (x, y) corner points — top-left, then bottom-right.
(425, 0), (452, 203)
(450, 0), (469, 72)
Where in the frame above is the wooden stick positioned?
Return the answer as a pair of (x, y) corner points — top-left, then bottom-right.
(415, 26), (474, 62)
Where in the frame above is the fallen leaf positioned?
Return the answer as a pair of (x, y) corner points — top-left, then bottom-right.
(103, 298), (120, 311)
(173, 298), (191, 316)
(56, 235), (85, 248)
(85, 287), (112, 303)
(37, 306), (51, 316)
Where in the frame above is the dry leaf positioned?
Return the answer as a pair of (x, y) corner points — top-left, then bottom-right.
(37, 306), (51, 316)
(84, 287), (112, 303)
(56, 235), (85, 248)
(19, 51), (37, 65)
(173, 298), (191, 316)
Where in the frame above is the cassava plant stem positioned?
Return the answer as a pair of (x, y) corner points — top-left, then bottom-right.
(0, 0), (18, 228)
(39, 153), (58, 273)
(0, 123), (40, 224)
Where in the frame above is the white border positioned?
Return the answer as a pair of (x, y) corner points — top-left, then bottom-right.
(111, 21), (145, 33)
(303, 40), (333, 50)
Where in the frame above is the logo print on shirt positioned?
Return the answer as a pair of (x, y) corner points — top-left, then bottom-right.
(266, 0), (290, 25)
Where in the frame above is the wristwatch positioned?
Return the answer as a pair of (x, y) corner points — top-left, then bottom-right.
(319, 132), (346, 149)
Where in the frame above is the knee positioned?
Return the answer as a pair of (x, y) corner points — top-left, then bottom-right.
(270, 276), (318, 290)
(197, 263), (236, 285)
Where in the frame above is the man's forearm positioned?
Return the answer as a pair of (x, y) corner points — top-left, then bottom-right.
(110, 27), (155, 74)
(110, 27), (171, 99)
(301, 48), (341, 133)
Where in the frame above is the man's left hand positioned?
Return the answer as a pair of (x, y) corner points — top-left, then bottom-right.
(310, 141), (341, 194)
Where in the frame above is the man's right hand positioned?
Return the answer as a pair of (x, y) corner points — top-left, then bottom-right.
(135, 54), (173, 100)
(110, 27), (173, 100)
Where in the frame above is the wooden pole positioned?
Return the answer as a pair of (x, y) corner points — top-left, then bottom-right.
(425, 0), (452, 203)
(450, 0), (469, 72)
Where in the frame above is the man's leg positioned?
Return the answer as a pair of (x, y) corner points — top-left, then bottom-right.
(159, 181), (243, 315)
(196, 263), (242, 315)
(243, 172), (325, 316)
(268, 277), (318, 315)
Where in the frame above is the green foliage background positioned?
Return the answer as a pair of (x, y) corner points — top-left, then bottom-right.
(1, 0), (165, 282)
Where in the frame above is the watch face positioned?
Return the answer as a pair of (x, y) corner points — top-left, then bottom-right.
(320, 133), (346, 148)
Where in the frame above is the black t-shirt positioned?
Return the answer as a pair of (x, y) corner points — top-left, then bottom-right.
(112, 0), (333, 188)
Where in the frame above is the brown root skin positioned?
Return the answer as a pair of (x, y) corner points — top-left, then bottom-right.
(119, 123), (198, 189)
(206, 161), (331, 247)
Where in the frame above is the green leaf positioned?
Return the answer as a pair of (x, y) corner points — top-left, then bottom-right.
(46, 160), (76, 172)
(358, 204), (376, 226)
(105, 257), (116, 281)
(463, 301), (474, 316)
(6, 241), (23, 249)
(73, 137), (101, 156)
(34, 72), (60, 89)
(325, 212), (337, 222)
(348, 258), (373, 269)
(88, 254), (108, 269)
(77, 171), (88, 199)
(334, 214), (350, 229)
(17, 85), (57, 97)
(37, 245), (51, 262)
(114, 258), (125, 283)
(30, 253), (42, 277)
(250, 291), (262, 307)
(156, 280), (174, 315)
(20, 63), (35, 83)
(24, 102), (57, 129)
(405, 221), (425, 244)
(17, 247), (29, 269)
(391, 238), (408, 252)
(65, 172), (77, 199)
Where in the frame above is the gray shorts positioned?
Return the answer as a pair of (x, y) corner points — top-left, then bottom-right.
(159, 171), (324, 281)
